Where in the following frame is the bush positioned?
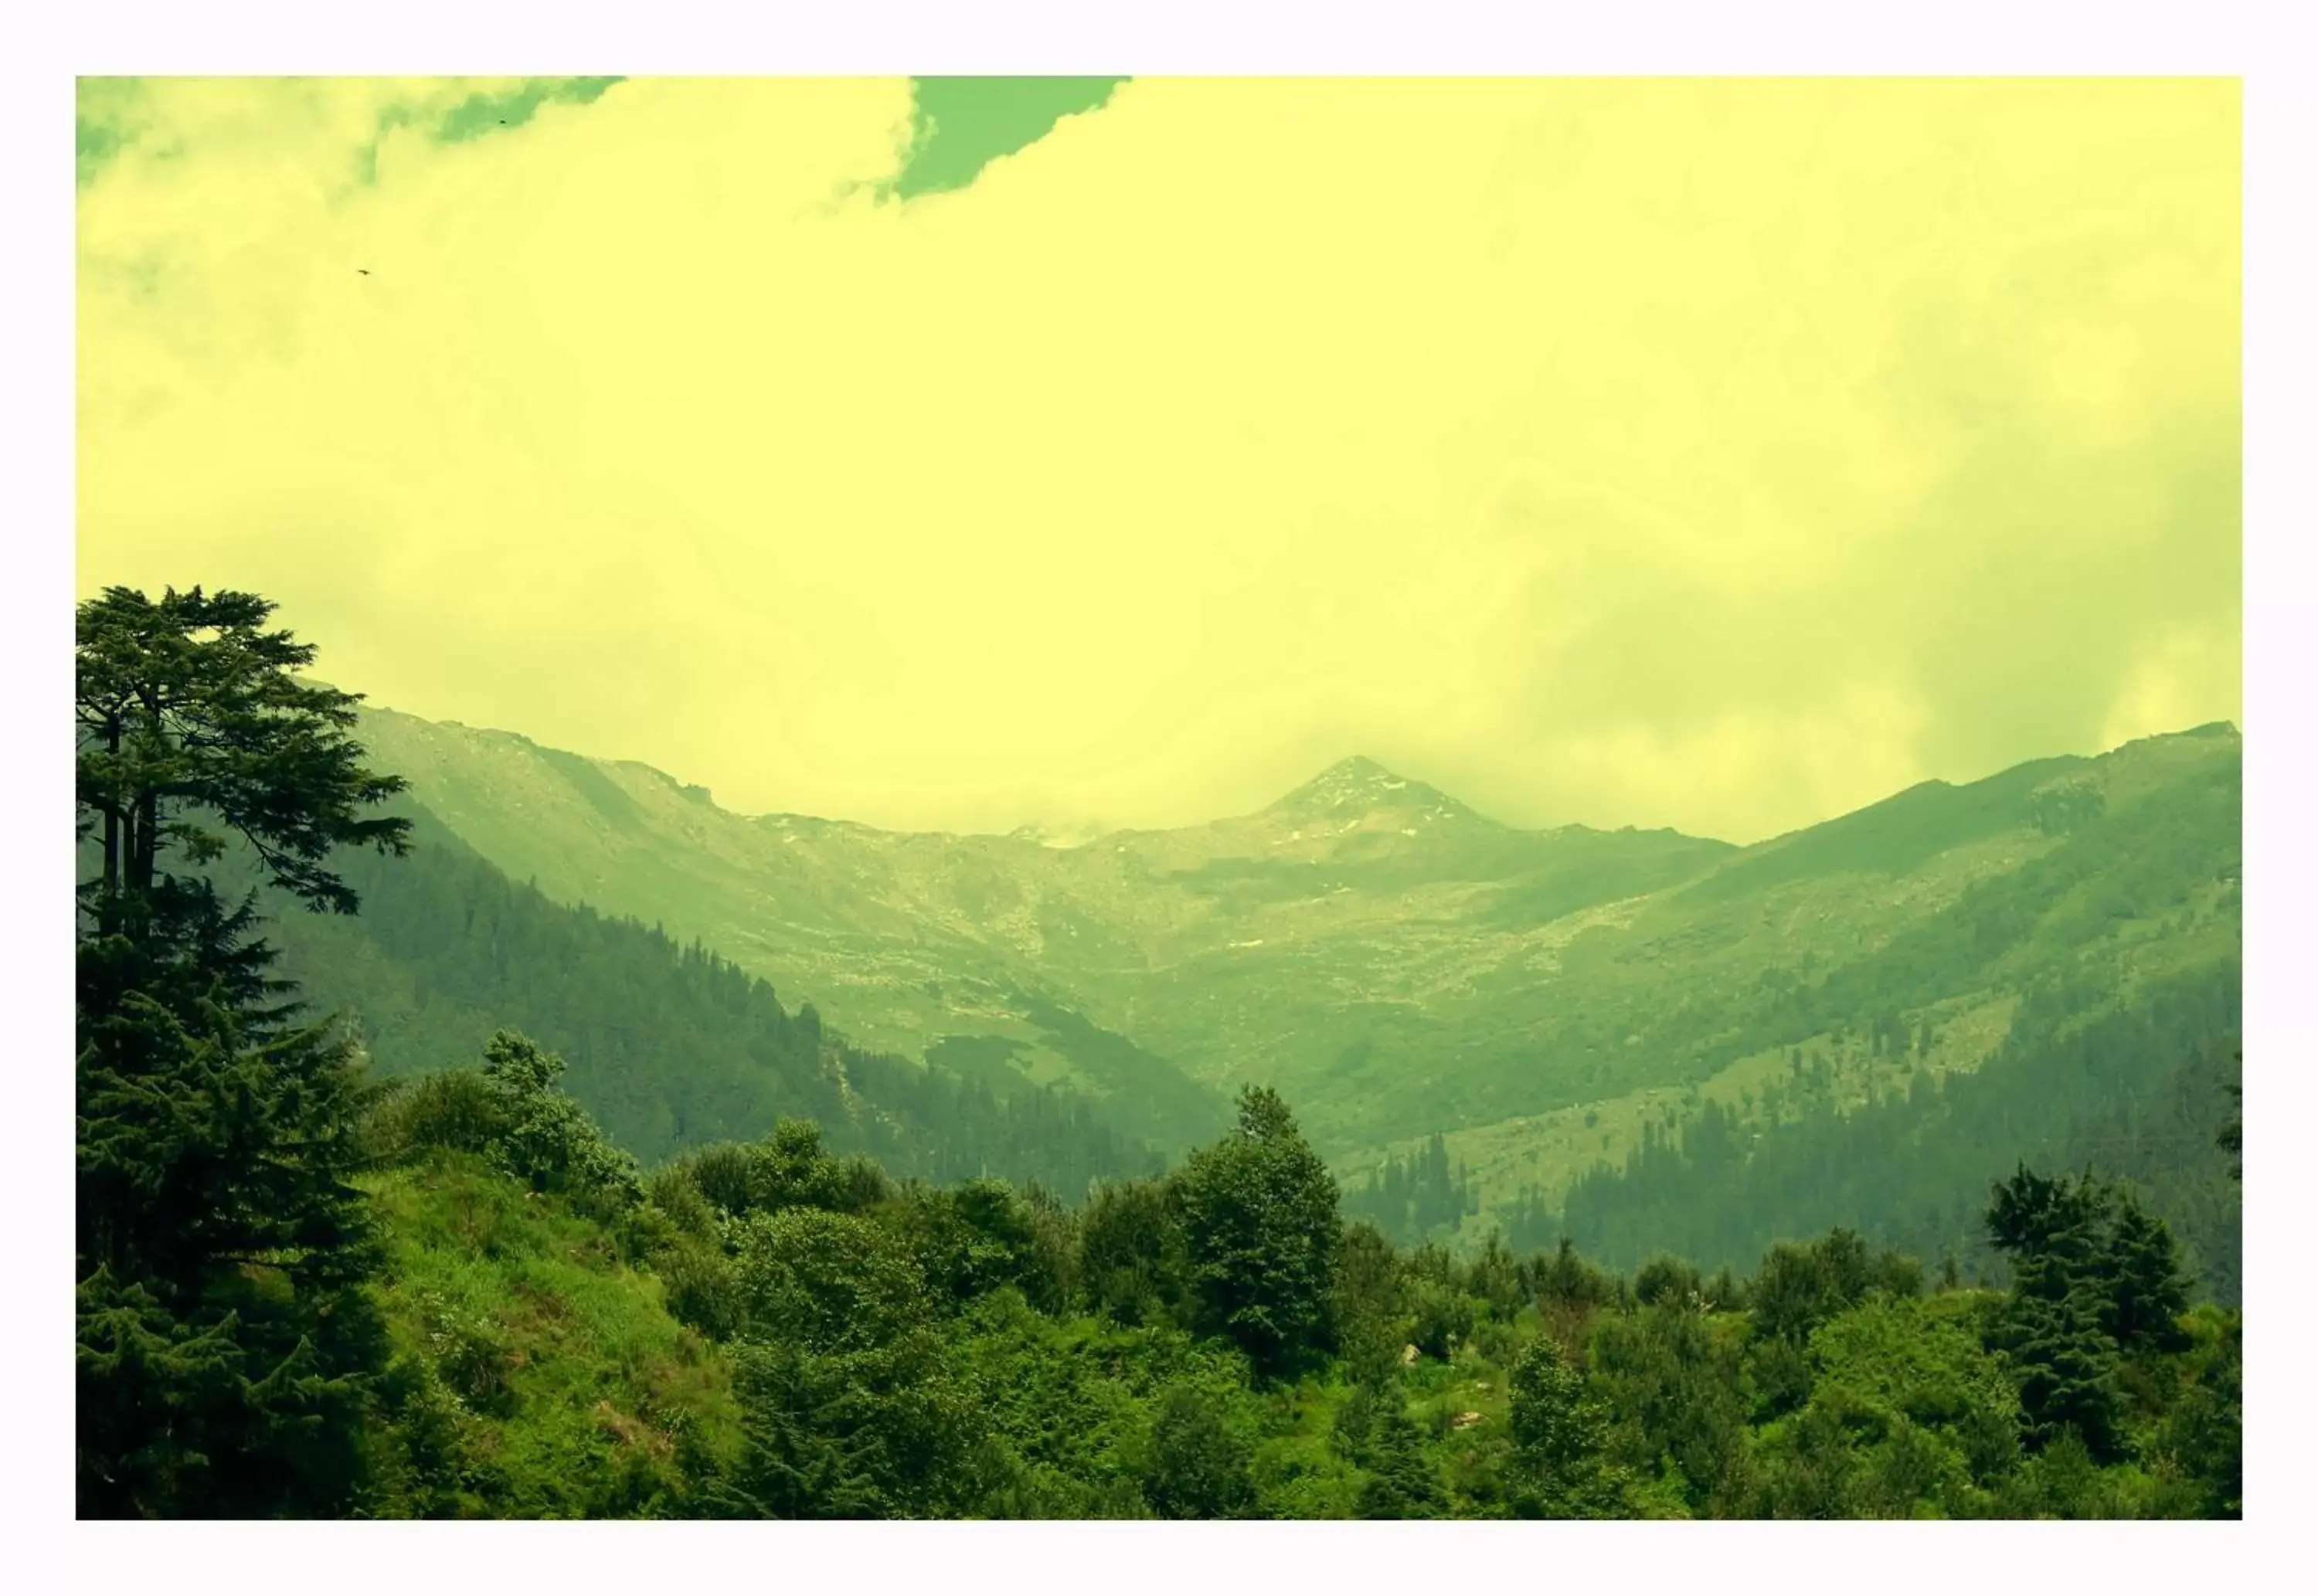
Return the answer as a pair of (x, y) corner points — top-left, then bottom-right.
(481, 1032), (643, 1215)
(375, 1068), (511, 1160)
(1633, 1255), (1703, 1308)
(1406, 1277), (1477, 1360)
(1140, 1385), (1255, 1519)
(1079, 1177), (1187, 1326)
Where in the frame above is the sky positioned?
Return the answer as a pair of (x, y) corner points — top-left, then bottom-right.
(76, 77), (2241, 844)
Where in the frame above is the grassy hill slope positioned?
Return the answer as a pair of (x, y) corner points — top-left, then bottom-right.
(253, 804), (1166, 1191)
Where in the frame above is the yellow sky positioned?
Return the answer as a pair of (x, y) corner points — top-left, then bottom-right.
(76, 78), (2241, 843)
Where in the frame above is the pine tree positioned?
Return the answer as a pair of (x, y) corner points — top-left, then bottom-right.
(2002, 1278), (2124, 1462)
(76, 586), (410, 1516)
(1354, 1406), (1446, 1519)
(2095, 1191), (2191, 1354)
(1985, 1168), (2126, 1462)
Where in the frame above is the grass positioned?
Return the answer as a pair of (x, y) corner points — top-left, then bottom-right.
(362, 1154), (743, 1517)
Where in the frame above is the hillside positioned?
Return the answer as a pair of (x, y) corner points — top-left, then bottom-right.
(360, 1151), (744, 1518)
(342, 706), (2241, 1254)
(345, 707), (1731, 1149)
(345, 1049), (2242, 1521)
(246, 804), (1164, 1192)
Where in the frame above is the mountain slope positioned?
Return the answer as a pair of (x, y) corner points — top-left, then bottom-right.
(1550, 961), (2242, 1299)
(347, 708), (1723, 1149)
(250, 803), (1164, 1190)
(344, 706), (2240, 1235)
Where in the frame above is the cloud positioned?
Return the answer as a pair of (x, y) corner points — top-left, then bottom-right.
(2102, 623), (2242, 752)
(76, 78), (2240, 843)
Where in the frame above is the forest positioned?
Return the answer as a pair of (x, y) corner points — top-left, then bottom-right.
(73, 587), (2243, 1519)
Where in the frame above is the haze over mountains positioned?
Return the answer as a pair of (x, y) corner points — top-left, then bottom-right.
(304, 703), (2239, 1268)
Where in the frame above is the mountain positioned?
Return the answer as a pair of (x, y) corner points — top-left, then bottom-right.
(345, 708), (1728, 1153)
(338, 705), (2241, 1262)
(240, 803), (1164, 1192)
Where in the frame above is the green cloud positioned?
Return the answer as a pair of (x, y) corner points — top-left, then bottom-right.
(891, 76), (1125, 198)
(432, 76), (624, 145)
(76, 79), (150, 188)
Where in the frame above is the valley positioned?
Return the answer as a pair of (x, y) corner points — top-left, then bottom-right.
(331, 704), (2242, 1262)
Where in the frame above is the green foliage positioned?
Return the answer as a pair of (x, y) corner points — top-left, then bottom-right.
(732, 1207), (930, 1353)
(1347, 1131), (1475, 1244)
(76, 585), (411, 920)
(2003, 1286), (2126, 1462)
(478, 1032), (645, 1215)
(893, 1177), (1069, 1313)
(1076, 1177), (1188, 1326)
(1749, 1229), (1917, 1349)
(1173, 1086), (1344, 1382)
(1353, 1404), (1448, 1519)
(1405, 1272), (1479, 1362)
(2143, 1303), (2240, 1518)
(1140, 1385), (1256, 1519)
(76, 586), (408, 1517)
(1530, 1237), (1620, 1312)
(123, 1047), (2256, 1520)
(1506, 1335), (1619, 1516)
(1561, 966), (2242, 1297)
(1748, 1295), (2018, 1517)
(2101, 1192), (2192, 1353)
(359, 1156), (741, 1518)
(1331, 1221), (1411, 1385)
(723, 1328), (980, 1518)
(1589, 1300), (1752, 1513)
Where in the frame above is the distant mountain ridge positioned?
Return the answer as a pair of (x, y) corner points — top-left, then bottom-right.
(338, 704), (2240, 1254)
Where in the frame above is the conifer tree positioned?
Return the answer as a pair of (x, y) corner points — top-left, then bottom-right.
(76, 586), (410, 1516)
(2097, 1191), (2191, 1354)
(1354, 1406), (1446, 1519)
(1984, 1168), (2125, 1462)
(1508, 1333), (1618, 1516)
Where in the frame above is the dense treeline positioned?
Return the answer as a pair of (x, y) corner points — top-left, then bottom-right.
(247, 805), (1161, 1194)
(73, 587), (2243, 1519)
(1557, 964), (2242, 1299)
(1345, 1132), (1478, 1245)
(340, 1047), (2240, 1519)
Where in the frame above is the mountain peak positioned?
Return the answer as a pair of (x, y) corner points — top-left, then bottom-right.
(1319, 753), (1399, 785)
(1266, 755), (1477, 822)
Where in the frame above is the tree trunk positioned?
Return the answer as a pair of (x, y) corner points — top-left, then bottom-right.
(100, 712), (121, 936)
(131, 691), (159, 898)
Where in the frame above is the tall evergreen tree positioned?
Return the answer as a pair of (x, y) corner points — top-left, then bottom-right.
(1984, 1169), (2125, 1462)
(2096, 1191), (2191, 1354)
(76, 586), (411, 1516)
